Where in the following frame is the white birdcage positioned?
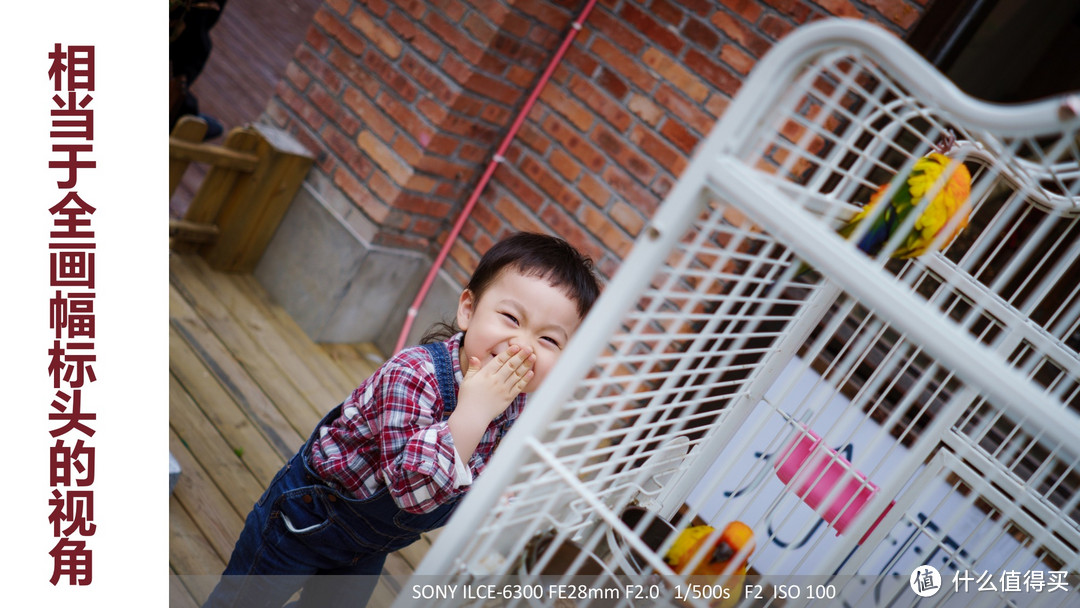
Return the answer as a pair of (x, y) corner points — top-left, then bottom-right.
(398, 19), (1080, 608)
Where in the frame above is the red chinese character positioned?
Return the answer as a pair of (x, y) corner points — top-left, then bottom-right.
(51, 92), (94, 139)
(49, 537), (92, 586)
(50, 390), (97, 437)
(49, 144), (95, 189)
(50, 248), (95, 289)
(48, 44), (95, 92)
(50, 192), (96, 239)
(49, 489), (97, 537)
(50, 438), (96, 487)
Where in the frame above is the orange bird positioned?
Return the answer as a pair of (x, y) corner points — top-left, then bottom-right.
(665, 521), (755, 607)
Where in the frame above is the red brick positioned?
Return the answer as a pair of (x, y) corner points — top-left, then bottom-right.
(506, 65), (537, 88)
(394, 0), (424, 19)
(432, 0), (467, 21)
(711, 11), (772, 57)
(426, 11), (487, 65)
(379, 93), (435, 144)
(563, 45), (599, 78)
(351, 7), (403, 58)
(631, 124), (687, 175)
(591, 125), (656, 182)
(720, 44), (755, 75)
(764, 0), (812, 22)
(393, 134), (423, 166)
(296, 46), (343, 93)
(651, 174), (676, 198)
(493, 163), (545, 210)
(442, 54), (522, 106)
(679, 0), (715, 17)
(365, 49), (419, 102)
(705, 93), (730, 120)
(589, 38), (656, 91)
(570, 76), (632, 132)
(760, 14), (796, 40)
(549, 148), (582, 182)
(359, 0), (390, 17)
(722, 0), (764, 24)
(542, 116), (606, 174)
(590, 8), (646, 55)
(391, 191), (453, 217)
(342, 87), (395, 141)
(812, 0), (864, 18)
(596, 68), (629, 99)
(334, 167), (389, 223)
(357, 130), (412, 185)
(367, 170), (400, 204)
(642, 48), (709, 102)
(326, 126), (375, 177)
(580, 202), (633, 258)
(659, 120), (699, 156)
(627, 93), (663, 127)
(386, 12), (444, 62)
(620, 4), (683, 55)
(521, 155), (584, 213)
(277, 83), (324, 131)
(409, 215), (443, 238)
(284, 61), (311, 92)
(328, 48), (381, 97)
(469, 199), (503, 235)
(578, 173), (612, 207)
(604, 165), (660, 214)
(375, 230), (433, 251)
(683, 18), (720, 50)
(864, 0), (920, 29)
(515, 123), (551, 155)
(480, 103), (512, 128)
(497, 32), (547, 68)
(458, 142), (486, 164)
(416, 154), (476, 182)
(541, 206), (605, 262)
(399, 54), (457, 106)
(304, 25), (331, 55)
(310, 83), (360, 135)
(326, 0), (350, 16)
(652, 83), (712, 134)
(609, 199), (645, 236)
(539, 85), (594, 132)
(684, 49), (741, 96)
(650, 0), (685, 25)
(313, 8), (366, 56)
(494, 195), (545, 234)
(515, 0), (572, 30)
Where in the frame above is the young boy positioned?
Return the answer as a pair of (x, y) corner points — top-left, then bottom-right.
(204, 232), (601, 608)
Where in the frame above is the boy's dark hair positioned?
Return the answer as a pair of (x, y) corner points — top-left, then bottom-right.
(421, 232), (601, 344)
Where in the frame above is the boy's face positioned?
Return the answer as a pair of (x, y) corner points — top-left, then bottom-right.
(456, 267), (582, 394)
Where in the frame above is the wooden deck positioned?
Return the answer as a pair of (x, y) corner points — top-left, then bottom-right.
(168, 253), (437, 606)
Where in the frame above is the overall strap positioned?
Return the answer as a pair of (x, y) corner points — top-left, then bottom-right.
(421, 342), (458, 417)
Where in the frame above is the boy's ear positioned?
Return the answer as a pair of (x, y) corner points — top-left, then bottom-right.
(456, 289), (475, 331)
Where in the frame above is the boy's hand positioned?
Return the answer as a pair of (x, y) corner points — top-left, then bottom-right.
(458, 345), (535, 421)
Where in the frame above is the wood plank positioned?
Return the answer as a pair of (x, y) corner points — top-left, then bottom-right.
(170, 495), (227, 605)
(178, 254), (345, 414)
(170, 325), (290, 486)
(170, 116), (210, 196)
(232, 270), (363, 398)
(169, 422), (248, 559)
(320, 342), (385, 386)
(171, 255), (326, 433)
(170, 572), (201, 608)
(170, 282), (307, 458)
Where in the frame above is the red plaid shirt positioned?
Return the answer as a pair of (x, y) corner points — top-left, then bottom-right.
(308, 334), (525, 514)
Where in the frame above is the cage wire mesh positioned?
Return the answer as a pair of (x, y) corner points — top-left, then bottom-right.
(399, 20), (1080, 608)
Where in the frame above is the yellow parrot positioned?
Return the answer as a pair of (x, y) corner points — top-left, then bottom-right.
(665, 521), (755, 608)
(840, 151), (972, 260)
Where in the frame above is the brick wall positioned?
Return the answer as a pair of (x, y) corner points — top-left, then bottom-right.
(262, 0), (931, 341)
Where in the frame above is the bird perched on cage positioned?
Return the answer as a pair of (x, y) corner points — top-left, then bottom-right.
(665, 521), (755, 607)
(840, 149), (972, 260)
(781, 142), (972, 288)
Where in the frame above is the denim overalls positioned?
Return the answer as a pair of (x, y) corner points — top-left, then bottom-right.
(204, 343), (462, 608)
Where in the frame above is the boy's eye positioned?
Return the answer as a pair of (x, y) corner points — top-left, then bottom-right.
(541, 336), (561, 349)
(501, 313), (518, 325)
